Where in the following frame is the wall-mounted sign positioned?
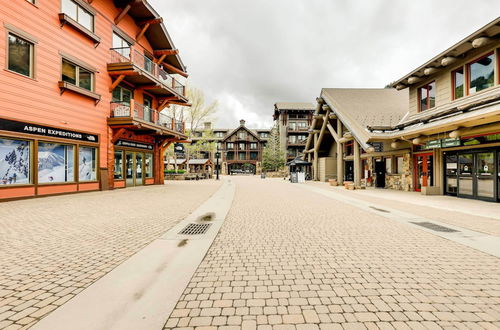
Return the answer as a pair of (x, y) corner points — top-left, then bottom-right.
(441, 138), (460, 148)
(115, 139), (153, 150)
(425, 139), (442, 149)
(0, 118), (98, 143)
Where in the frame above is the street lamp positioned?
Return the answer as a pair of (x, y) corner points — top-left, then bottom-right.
(215, 147), (221, 180)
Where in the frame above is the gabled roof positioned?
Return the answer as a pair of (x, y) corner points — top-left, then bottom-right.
(274, 102), (315, 111)
(320, 88), (408, 148)
(222, 125), (262, 142)
(113, 0), (186, 73)
(390, 16), (500, 89)
(164, 158), (186, 165)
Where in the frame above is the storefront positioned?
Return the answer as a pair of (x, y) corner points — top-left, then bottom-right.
(442, 133), (500, 202)
(0, 118), (100, 199)
(113, 140), (154, 188)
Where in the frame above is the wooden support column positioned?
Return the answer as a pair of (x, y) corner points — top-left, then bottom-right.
(161, 61), (189, 78)
(336, 120), (343, 184)
(313, 133), (319, 181)
(353, 140), (361, 187)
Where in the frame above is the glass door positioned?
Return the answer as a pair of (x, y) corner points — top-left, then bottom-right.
(476, 152), (495, 200)
(445, 153), (458, 195)
(458, 153), (473, 197)
(414, 153), (433, 192)
(125, 152), (134, 187)
(135, 153), (143, 185)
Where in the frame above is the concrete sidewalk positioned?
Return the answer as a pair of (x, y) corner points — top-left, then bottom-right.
(308, 181), (500, 237)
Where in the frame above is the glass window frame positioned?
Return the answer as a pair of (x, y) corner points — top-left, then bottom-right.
(0, 137), (33, 186)
(418, 81), (436, 112)
(37, 141), (76, 184)
(61, 59), (95, 92)
(396, 156), (404, 175)
(78, 145), (97, 182)
(145, 153), (153, 178)
(467, 52), (495, 95)
(7, 33), (35, 78)
(452, 67), (464, 100)
(385, 157), (393, 175)
(61, 0), (95, 32)
(114, 150), (124, 179)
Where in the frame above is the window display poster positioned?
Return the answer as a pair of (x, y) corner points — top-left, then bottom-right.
(38, 142), (74, 183)
(0, 138), (30, 185)
(79, 147), (97, 181)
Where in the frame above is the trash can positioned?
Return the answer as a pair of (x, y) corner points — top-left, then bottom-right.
(290, 172), (298, 183)
(261, 173), (266, 179)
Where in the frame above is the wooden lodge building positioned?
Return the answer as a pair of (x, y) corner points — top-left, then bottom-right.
(306, 17), (500, 202)
(0, 0), (189, 200)
(190, 120), (270, 175)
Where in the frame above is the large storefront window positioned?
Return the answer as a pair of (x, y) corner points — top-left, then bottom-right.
(38, 142), (74, 183)
(79, 146), (96, 181)
(145, 153), (153, 178)
(0, 138), (31, 185)
(114, 151), (123, 179)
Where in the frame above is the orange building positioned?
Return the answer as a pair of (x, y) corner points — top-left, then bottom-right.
(0, 0), (189, 200)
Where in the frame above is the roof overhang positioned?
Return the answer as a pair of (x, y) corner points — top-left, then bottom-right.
(389, 17), (500, 89)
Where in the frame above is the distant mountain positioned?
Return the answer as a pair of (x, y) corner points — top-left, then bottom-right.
(38, 151), (66, 171)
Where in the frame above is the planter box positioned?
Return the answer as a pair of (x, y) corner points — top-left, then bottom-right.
(328, 179), (338, 186)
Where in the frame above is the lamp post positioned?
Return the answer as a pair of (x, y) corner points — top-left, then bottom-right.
(215, 147), (221, 180)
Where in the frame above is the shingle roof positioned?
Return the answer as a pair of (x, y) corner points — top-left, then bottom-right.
(188, 159), (212, 165)
(274, 102), (315, 111)
(320, 88), (409, 147)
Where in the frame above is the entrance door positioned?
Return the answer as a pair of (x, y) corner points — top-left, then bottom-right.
(374, 160), (385, 188)
(414, 153), (433, 192)
(476, 152), (495, 200)
(125, 152), (134, 186)
(135, 153), (144, 185)
(344, 161), (354, 181)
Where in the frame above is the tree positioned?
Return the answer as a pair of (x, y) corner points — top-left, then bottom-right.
(262, 124), (286, 172)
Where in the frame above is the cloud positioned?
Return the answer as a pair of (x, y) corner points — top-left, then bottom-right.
(151, 0), (500, 129)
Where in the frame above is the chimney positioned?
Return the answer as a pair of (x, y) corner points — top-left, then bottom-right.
(204, 122), (212, 130)
(239, 119), (246, 126)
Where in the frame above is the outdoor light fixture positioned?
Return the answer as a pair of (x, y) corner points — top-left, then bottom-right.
(215, 147), (221, 180)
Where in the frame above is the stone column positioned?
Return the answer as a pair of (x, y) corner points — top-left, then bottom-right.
(336, 120), (343, 184)
(354, 140), (361, 187)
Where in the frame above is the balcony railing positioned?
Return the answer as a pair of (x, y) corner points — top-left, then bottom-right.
(287, 126), (309, 132)
(110, 101), (185, 134)
(109, 48), (186, 97)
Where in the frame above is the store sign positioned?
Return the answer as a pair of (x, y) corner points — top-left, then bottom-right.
(115, 139), (153, 150)
(441, 138), (460, 148)
(0, 118), (98, 143)
(425, 139), (441, 149)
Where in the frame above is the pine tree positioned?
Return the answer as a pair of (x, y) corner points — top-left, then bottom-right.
(262, 124), (285, 172)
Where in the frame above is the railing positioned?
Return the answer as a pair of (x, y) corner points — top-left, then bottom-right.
(110, 101), (185, 134)
(287, 126), (309, 132)
(109, 48), (186, 98)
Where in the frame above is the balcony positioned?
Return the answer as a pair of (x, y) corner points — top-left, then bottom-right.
(287, 126), (309, 133)
(287, 139), (307, 146)
(108, 101), (186, 137)
(108, 48), (188, 104)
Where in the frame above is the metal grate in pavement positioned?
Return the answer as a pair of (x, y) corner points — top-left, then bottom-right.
(179, 223), (212, 235)
(410, 221), (459, 233)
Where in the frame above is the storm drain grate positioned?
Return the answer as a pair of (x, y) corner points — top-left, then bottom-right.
(179, 223), (212, 235)
(410, 221), (459, 233)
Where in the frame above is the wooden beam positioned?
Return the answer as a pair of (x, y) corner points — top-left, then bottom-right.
(158, 99), (169, 112)
(154, 49), (179, 56)
(166, 101), (191, 107)
(109, 75), (125, 92)
(155, 54), (167, 64)
(136, 23), (150, 40)
(136, 84), (159, 90)
(114, 4), (132, 24)
(314, 108), (330, 152)
(326, 123), (340, 142)
(160, 61), (188, 78)
(138, 17), (163, 26)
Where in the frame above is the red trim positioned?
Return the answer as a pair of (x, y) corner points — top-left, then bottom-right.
(417, 81), (435, 112)
(413, 153), (433, 192)
(462, 131), (500, 140)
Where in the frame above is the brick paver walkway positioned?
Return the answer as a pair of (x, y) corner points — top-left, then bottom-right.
(0, 180), (222, 330)
(164, 177), (500, 330)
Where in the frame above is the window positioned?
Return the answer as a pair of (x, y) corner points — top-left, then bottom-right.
(396, 156), (404, 174)
(385, 157), (392, 174)
(227, 142), (234, 149)
(61, 0), (94, 32)
(289, 135), (297, 144)
(217, 142), (222, 150)
(418, 81), (435, 111)
(215, 132), (225, 138)
(114, 150), (123, 179)
(226, 151), (234, 160)
(79, 146), (96, 181)
(468, 53), (494, 94)
(143, 95), (153, 122)
(0, 138), (31, 185)
(452, 68), (464, 100)
(145, 153), (153, 178)
(239, 143), (245, 150)
(8, 33), (34, 78)
(112, 86), (132, 104)
(238, 131), (247, 139)
(250, 152), (258, 160)
(38, 142), (74, 183)
(260, 132), (269, 138)
(250, 143), (257, 149)
(62, 60), (94, 91)
(238, 153), (246, 160)
(112, 32), (131, 58)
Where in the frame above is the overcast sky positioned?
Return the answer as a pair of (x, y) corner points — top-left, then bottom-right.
(151, 0), (500, 129)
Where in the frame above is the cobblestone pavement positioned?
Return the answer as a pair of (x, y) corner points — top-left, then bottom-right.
(164, 176), (500, 330)
(0, 180), (222, 330)
(307, 182), (500, 237)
